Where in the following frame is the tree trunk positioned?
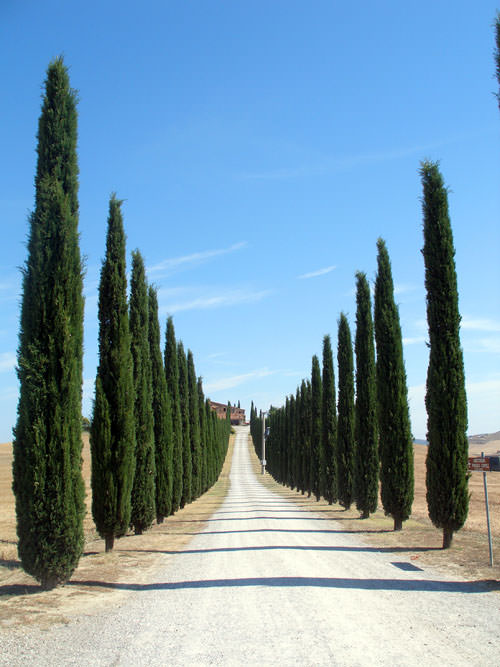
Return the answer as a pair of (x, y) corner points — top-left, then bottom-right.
(394, 517), (403, 531)
(105, 535), (114, 552)
(360, 510), (369, 519)
(135, 527), (143, 536)
(41, 574), (60, 591)
(442, 526), (454, 549)
(156, 516), (164, 525)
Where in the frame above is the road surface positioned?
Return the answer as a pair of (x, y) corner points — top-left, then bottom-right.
(1, 425), (499, 665)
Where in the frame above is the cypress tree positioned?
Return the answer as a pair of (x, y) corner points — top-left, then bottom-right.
(322, 334), (338, 504)
(287, 394), (297, 489)
(337, 313), (355, 509)
(374, 238), (414, 531)
(198, 377), (208, 493)
(293, 387), (302, 492)
(354, 272), (379, 519)
(164, 317), (183, 513)
(129, 251), (155, 534)
(178, 341), (192, 507)
(205, 399), (216, 486)
(421, 161), (469, 549)
(302, 380), (312, 496)
(13, 58), (85, 589)
(148, 286), (173, 523)
(91, 196), (136, 552)
(187, 351), (202, 500)
(310, 355), (323, 501)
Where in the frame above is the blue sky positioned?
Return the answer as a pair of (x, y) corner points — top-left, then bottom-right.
(1, 1), (499, 442)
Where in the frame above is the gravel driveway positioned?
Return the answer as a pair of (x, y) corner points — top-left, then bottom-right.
(1, 425), (499, 666)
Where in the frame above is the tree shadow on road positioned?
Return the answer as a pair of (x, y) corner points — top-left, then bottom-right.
(128, 544), (442, 556)
(66, 576), (500, 594)
(177, 528), (394, 536)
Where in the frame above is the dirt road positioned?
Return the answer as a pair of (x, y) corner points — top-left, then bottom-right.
(2, 425), (499, 665)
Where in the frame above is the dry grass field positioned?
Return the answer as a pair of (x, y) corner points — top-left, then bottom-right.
(254, 438), (500, 585)
(0, 433), (235, 628)
(1, 430), (499, 629)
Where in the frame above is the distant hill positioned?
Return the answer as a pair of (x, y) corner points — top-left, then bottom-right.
(468, 431), (500, 445)
(413, 431), (500, 447)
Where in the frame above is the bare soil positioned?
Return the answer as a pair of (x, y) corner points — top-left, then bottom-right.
(0, 433), (235, 629)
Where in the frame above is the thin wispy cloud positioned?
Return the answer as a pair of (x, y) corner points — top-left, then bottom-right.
(402, 336), (426, 346)
(239, 139), (452, 182)
(0, 352), (16, 373)
(205, 368), (275, 393)
(478, 337), (500, 355)
(466, 378), (500, 395)
(461, 317), (500, 333)
(394, 283), (418, 296)
(149, 241), (247, 276)
(158, 286), (271, 314)
(298, 265), (336, 280)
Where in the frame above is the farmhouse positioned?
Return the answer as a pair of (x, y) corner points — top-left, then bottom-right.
(209, 401), (246, 425)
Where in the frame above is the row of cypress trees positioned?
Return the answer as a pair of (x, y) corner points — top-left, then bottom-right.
(12, 58), (230, 590)
(251, 237), (413, 530)
(252, 160), (470, 548)
(91, 198), (230, 552)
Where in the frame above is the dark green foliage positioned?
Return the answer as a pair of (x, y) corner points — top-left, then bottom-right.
(421, 161), (469, 549)
(148, 286), (173, 523)
(13, 58), (85, 589)
(91, 196), (136, 551)
(206, 400), (216, 486)
(337, 314), (355, 509)
(178, 342), (192, 507)
(354, 272), (379, 518)
(129, 251), (155, 534)
(322, 335), (338, 504)
(374, 238), (414, 531)
(164, 317), (183, 513)
(310, 355), (323, 501)
(198, 378), (208, 493)
(250, 405), (263, 460)
(293, 387), (302, 492)
(302, 380), (312, 496)
(187, 351), (202, 500)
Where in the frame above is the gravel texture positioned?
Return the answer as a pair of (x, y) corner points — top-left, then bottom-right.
(1, 425), (499, 666)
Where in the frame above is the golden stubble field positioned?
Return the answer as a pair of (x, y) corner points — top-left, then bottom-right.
(0, 433), (235, 629)
(254, 439), (500, 586)
(1, 432), (499, 629)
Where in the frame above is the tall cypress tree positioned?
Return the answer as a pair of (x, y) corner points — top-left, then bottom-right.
(178, 341), (192, 507)
(302, 380), (312, 496)
(187, 350), (202, 500)
(337, 313), (355, 510)
(13, 58), (85, 589)
(205, 399), (216, 487)
(322, 334), (338, 504)
(164, 317), (183, 513)
(310, 355), (323, 501)
(374, 238), (414, 531)
(129, 251), (156, 534)
(198, 377), (208, 494)
(354, 272), (379, 518)
(148, 286), (173, 523)
(421, 161), (468, 549)
(91, 196), (136, 552)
